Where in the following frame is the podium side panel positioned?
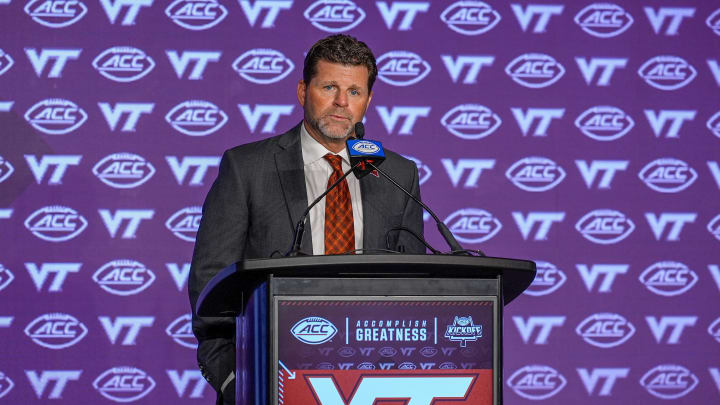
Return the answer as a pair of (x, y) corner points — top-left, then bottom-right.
(236, 282), (268, 405)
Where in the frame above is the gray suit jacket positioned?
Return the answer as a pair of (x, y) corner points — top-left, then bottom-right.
(188, 123), (425, 403)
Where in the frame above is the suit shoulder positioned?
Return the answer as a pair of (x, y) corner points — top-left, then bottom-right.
(384, 148), (418, 172)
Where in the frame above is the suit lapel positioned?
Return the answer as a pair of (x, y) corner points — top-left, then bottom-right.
(275, 124), (313, 253)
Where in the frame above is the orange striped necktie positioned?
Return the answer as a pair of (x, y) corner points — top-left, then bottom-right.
(323, 153), (355, 255)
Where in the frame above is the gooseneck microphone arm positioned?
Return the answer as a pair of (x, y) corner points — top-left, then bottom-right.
(366, 161), (468, 255)
(286, 161), (362, 256)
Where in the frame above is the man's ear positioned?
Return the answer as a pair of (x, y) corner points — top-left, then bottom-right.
(297, 79), (306, 107)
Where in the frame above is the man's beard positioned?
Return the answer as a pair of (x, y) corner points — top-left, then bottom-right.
(307, 112), (353, 140)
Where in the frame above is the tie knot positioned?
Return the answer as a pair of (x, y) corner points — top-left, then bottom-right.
(324, 153), (343, 172)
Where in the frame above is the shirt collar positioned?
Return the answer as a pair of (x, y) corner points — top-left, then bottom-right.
(300, 121), (350, 166)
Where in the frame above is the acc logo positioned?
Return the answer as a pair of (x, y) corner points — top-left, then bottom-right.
(317, 362), (334, 370)
(708, 111), (720, 139)
(93, 367), (156, 402)
(304, 0), (366, 33)
(338, 346), (356, 357)
(506, 157), (566, 192)
(638, 56), (697, 91)
(398, 362), (417, 370)
(640, 364), (698, 399)
(291, 317), (337, 345)
(92, 259), (156, 296)
(576, 313), (635, 348)
(92, 47), (155, 82)
(376, 51), (431, 86)
(92, 153), (156, 189)
(574, 3), (633, 38)
(708, 317), (720, 343)
(439, 362), (457, 369)
(524, 261), (566, 296)
(638, 158), (697, 193)
(351, 140), (380, 154)
(0, 371), (13, 399)
(379, 347), (397, 357)
(232, 49), (294, 84)
(440, 1), (501, 35)
(507, 365), (567, 400)
(404, 156), (432, 185)
(639, 261), (698, 297)
(707, 214), (720, 241)
(24, 0), (87, 28)
(441, 104), (501, 140)
(575, 106), (634, 141)
(0, 263), (14, 292)
(505, 53), (565, 88)
(24, 206), (87, 242)
(708, 9), (720, 36)
(0, 155), (13, 183)
(166, 313), (197, 348)
(420, 346), (438, 357)
(25, 99), (88, 135)
(576, 209), (635, 244)
(445, 208), (501, 243)
(357, 362), (375, 370)
(165, 100), (228, 136)
(165, 0), (228, 30)
(0, 49), (13, 76)
(166, 206), (202, 242)
(24, 313), (88, 349)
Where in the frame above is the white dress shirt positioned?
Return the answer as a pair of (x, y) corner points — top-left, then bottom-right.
(300, 122), (363, 255)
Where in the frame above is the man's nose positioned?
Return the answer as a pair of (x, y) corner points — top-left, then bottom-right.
(334, 90), (349, 107)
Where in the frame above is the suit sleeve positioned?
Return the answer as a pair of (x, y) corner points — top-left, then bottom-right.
(188, 150), (248, 402)
(397, 163), (426, 254)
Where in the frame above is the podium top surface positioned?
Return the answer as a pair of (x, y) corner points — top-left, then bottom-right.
(196, 254), (536, 317)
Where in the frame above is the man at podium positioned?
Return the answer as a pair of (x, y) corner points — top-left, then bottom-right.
(188, 34), (425, 405)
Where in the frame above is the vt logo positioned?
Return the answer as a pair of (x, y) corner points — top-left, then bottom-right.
(25, 48), (81, 78)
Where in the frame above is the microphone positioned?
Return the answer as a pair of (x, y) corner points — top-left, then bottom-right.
(287, 160), (361, 256)
(349, 123), (468, 255)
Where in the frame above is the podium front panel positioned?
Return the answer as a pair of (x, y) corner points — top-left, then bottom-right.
(271, 295), (499, 405)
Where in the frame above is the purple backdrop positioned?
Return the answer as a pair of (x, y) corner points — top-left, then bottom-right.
(1, 0), (719, 403)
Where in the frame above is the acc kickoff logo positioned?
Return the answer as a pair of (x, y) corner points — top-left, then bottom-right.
(165, 100), (228, 136)
(25, 0), (87, 28)
(93, 259), (156, 296)
(640, 364), (698, 399)
(0, 155), (14, 183)
(506, 157), (566, 192)
(0, 371), (13, 399)
(24, 313), (88, 349)
(93, 47), (155, 82)
(638, 56), (697, 91)
(25, 99), (88, 135)
(92, 153), (156, 189)
(376, 51), (431, 86)
(507, 365), (567, 400)
(232, 49), (294, 84)
(574, 3), (633, 38)
(291, 317), (338, 345)
(441, 104), (501, 140)
(445, 208), (502, 243)
(0, 49), (13, 76)
(93, 367), (156, 402)
(441, 1), (501, 35)
(505, 53), (565, 88)
(576, 209), (634, 244)
(166, 206), (202, 242)
(166, 313), (197, 348)
(524, 261), (566, 296)
(0, 264), (15, 292)
(444, 316), (482, 347)
(165, 0), (228, 30)
(576, 313), (635, 348)
(575, 106), (634, 141)
(639, 261), (698, 297)
(638, 158), (697, 193)
(25, 206), (87, 242)
(304, 0), (366, 32)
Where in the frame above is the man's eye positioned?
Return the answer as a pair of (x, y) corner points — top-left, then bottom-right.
(350, 90), (359, 96)
(324, 85), (334, 90)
